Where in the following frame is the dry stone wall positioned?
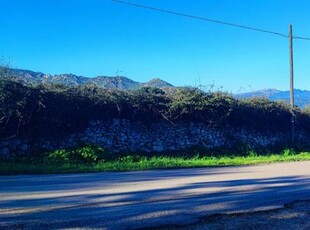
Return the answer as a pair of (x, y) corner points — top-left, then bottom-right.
(0, 119), (297, 159)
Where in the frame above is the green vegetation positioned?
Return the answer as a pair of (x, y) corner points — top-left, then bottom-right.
(1, 148), (309, 175)
(2, 77), (310, 141)
(2, 76), (310, 163)
(44, 146), (106, 164)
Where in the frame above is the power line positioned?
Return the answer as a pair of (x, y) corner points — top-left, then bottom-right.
(111, 0), (288, 38)
(293, 36), (310, 41)
(111, 0), (310, 41)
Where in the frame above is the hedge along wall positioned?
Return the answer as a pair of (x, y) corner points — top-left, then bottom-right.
(1, 79), (310, 159)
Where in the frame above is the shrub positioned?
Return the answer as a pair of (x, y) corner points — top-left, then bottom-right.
(1, 78), (310, 141)
(168, 87), (235, 124)
(45, 146), (106, 164)
(228, 97), (293, 132)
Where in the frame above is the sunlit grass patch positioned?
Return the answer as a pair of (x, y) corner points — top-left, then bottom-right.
(1, 151), (309, 175)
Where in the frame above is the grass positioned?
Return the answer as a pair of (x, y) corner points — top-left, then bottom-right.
(0, 152), (310, 175)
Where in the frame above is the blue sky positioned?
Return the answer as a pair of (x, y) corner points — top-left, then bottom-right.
(1, 0), (310, 92)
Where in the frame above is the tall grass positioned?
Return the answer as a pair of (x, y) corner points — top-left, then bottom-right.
(1, 152), (309, 175)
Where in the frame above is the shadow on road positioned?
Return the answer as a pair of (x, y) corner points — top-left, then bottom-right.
(0, 169), (309, 229)
(0, 167), (248, 192)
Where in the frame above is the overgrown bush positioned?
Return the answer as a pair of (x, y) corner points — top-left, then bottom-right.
(228, 97), (293, 132)
(168, 88), (235, 124)
(1, 78), (310, 140)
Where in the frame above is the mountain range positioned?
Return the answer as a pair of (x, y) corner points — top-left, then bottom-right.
(4, 68), (173, 90)
(237, 88), (310, 108)
(3, 68), (310, 108)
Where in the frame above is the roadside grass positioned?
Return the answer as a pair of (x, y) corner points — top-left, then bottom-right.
(0, 152), (309, 175)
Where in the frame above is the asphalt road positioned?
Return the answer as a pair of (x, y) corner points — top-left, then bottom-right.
(0, 162), (309, 229)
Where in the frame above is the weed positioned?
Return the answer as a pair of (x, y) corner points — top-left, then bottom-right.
(1, 152), (309, 175)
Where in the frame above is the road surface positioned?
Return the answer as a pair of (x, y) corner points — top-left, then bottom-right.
(0, 161), (309, 229)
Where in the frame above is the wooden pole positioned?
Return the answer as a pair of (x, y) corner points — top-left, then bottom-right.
(289, 24), (295, 146)
(289, 25), (294, 108)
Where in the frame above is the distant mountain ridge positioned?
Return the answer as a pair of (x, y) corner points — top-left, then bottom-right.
(4, 68), (174, 90)
(237, 88), (310, 108)
(4, 68), (310, 108)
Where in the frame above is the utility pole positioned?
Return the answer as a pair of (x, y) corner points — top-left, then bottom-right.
(289, 24), (295, 146)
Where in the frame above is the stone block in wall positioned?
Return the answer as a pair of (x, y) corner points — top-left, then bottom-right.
(0, 147), (10, 159)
